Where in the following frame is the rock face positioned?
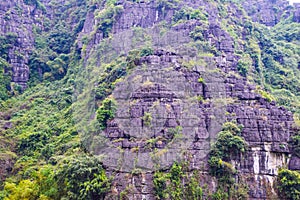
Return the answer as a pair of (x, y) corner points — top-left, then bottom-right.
(0, 117), (15, 183)
(294, 3), (300, 22)
(0, 0), (298, 88)
(0, 0), (299, 199)
(94, 50), (294, 199)
(0, 154), (14, 183)
(0, 0), (85, 89)
(241, 0), (292, 26)
(75, 0), (300, 199)
(0, 1), (39, 88)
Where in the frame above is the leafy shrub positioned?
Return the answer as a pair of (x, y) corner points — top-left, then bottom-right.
(0, 33), (18, 59)
(210, 188), (229, 200)
(222, 121), (242, 134)
(251, 22), (300, 114)
(173, 7), (208, 23)
(153, 171), (168, 199)
(46, 54), (69, 80)
(237, 59), (249, 77)
(48, 24), (73, 54)
(126, 49), (141, 69)
(190, 26), (206, 41)
(142, 112), (152, 127)
(94, 49), (148, 101)
(157, 0), (179, 13)
(198, 77), (205, 83)
(24, 0), (38, 5)
(0, 33), (17, 100)
(153, 162), (203, 199)
(272, 23), (300, 42)
(139, 47), (154, 57)
(97, 5), (124, 38)
(95, 60), (127, 100)
(54, 155), (111, 199)
(24, 0), (46, 12)
(256, 87), (275, 102)
(0, 59), (11, 101)
(2, 165), (57, 200)
(278, 169), (300, 200)
(3, 180), (39, 200)
(210, 126), (246, 160)
(97, 97), (117, 130)
(208, 121), (247, 197)
(1, 155), (110, 200)
(18, 131), (50, 156)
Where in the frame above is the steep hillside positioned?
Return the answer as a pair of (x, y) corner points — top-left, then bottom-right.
(0, 0), (299, 199)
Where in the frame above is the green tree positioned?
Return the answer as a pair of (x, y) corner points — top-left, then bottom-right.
(208, 122), (247, 198)
(55, 155), (111, 200)
(278, 169), (300, 200)
(153, 162), (203, 200)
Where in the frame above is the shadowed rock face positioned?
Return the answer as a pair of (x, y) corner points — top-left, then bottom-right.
(294, 3), (300, 22)
(0, 158), (14, 183)
(0, 0), (84, 89)
(241, 0), (292, 26)
(0, 1), (38, 88)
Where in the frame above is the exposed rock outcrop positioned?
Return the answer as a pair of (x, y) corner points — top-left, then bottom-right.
(241, 0), (292, 26)
(0, 0), (85, 89)
(94, 50), (295, 198)
(1, 0), (298, 89)
(74, 0), (299, 198)
(0, 1), (40, 88)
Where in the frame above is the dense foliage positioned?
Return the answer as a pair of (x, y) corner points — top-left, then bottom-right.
(1, 155), (110, 200)
(96, 97), (117, 130)
(54, 155), (111, 199)
(292, 132), (300, 157)
(28, 0), (88, 86)
(278, 169), (300, 200)
(153, 162), (203, 200)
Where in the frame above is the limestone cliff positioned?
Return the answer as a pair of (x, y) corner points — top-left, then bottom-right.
(0, 0), (299, 199)
(74, 0), (299, 199)
(0, 0), (86, 89)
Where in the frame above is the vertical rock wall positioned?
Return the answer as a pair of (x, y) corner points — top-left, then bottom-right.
(0, 1), (42, 88)
(76, 0), (300, 198)
(241, 0), (292, 26)
(0, 0), (86, 89)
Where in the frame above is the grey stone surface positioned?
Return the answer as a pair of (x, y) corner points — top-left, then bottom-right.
(94, 50), (295, 198)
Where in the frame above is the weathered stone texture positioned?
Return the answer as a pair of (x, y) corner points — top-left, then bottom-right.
(0, 1), (39, 88)
(77, 0), (299, 198)
(0, 0), (85, 89)
(94, 50), (295, 199)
